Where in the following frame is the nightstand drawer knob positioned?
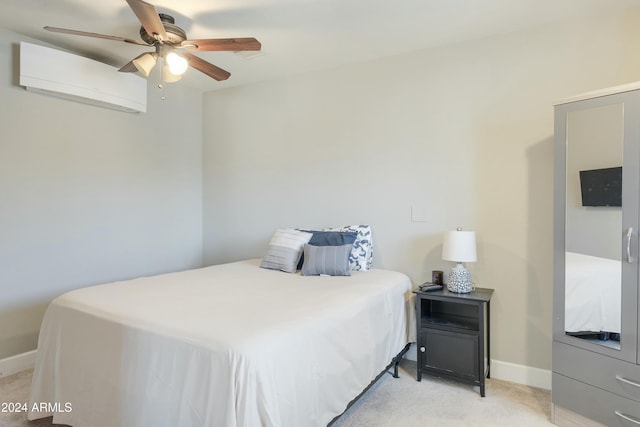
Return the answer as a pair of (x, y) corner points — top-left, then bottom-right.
(420, 346), (426, 353)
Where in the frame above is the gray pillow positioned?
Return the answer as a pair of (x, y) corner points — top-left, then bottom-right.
(296, 230), (358, 270)
(301, 244), (352, 276)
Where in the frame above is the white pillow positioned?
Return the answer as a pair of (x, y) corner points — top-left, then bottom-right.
(260, 228), (313, 273)
(323, 225), (373, 271)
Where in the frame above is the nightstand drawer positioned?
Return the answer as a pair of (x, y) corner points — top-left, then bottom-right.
(420, 328), (479, 380)
(553, 373), (640, 426)
(554, 341), (640, 403)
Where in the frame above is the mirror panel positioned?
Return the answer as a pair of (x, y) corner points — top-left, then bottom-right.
(565, 103), (623, 349)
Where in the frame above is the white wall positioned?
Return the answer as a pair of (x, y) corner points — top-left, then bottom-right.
(0, 29), (204, 359)
(202, 8), (640, 371)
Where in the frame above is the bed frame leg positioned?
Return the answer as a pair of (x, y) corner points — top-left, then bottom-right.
(390, 343), (410, 378)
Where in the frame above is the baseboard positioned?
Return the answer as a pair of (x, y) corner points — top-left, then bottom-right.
(491, 359), (551, 390)
(0, 350), (37, 378)
(404, 344), (551, 390)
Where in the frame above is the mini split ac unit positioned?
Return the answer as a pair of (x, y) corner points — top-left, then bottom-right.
(19, 42), (147, 113)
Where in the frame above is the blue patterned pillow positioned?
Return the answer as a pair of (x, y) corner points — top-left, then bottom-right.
(301, 244), (352, 276)
(323, 225), (373, 271)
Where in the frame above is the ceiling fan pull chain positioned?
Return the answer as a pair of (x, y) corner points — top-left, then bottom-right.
(157, 61), (166, 101)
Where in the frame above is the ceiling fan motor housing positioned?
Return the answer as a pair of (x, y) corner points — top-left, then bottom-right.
(139, 14), (186, 45)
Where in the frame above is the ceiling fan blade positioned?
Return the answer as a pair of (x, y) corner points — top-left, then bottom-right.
(181, 38), (261, 52)
(44, 26), (148, 46)
(183, 53), (230, 81)
(125, 0), (168, 42)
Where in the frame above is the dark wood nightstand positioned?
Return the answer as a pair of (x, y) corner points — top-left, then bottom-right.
(413, 287), (494, 396)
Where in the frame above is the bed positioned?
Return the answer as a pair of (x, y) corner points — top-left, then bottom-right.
(564, 251), (621, 338)
(28, 258), (414, 427)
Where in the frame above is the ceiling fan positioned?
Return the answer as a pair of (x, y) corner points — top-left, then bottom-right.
(44, 0), (261, 83)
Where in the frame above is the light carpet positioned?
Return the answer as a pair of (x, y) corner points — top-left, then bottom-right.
(0, 359), (553, 426)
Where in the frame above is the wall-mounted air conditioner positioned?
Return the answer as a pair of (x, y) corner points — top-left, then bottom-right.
(19, 42), (147, 113)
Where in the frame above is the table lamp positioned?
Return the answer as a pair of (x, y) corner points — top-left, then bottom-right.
(442, 227), (477, 293)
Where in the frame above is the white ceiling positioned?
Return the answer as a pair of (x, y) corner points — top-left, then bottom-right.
(2, 0), (640, 92)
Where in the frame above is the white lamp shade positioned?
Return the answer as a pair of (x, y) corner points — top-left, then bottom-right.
(442, 229), (477, 263)
(132, 52), (158, 77)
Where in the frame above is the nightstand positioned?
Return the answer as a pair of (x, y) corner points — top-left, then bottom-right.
(413, 287), (493, 396)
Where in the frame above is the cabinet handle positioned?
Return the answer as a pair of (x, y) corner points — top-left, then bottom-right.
(615, 411), (640, 425)
(616, 374), (640, 389)
(627, 227), (634, 263)
(420, 347), (426, 353)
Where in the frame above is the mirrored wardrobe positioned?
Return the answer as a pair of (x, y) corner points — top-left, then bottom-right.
(553, 83), (640, 426)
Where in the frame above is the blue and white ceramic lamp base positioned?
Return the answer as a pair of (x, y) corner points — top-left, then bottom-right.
(447, 264), (473, 293)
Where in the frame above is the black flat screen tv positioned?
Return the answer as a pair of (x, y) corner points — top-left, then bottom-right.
(579, 166), (622, 207)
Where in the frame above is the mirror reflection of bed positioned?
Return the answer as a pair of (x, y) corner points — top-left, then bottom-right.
(564, 103), (623, 351)
(564, 251), (621, 349)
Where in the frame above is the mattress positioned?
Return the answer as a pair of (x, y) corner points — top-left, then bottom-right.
(564, 251), (621, 334)
(28, 259), (413, 427)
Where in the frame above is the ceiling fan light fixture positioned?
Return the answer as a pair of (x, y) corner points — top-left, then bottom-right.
(132, 52), (158, 77)
(162, 65), (182, 82)
(165, 52), (188, 76)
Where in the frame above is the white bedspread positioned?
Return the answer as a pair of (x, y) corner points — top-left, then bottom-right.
(565, 251), (621, 334)
(28, 259), (413, 427)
